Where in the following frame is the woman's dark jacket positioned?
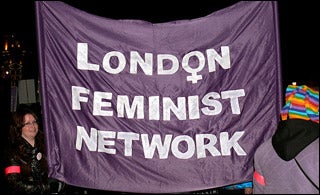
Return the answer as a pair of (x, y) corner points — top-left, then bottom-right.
(4, 137), (50, 194)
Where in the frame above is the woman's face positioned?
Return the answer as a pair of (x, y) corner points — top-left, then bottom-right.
(21, 113), (39, 141)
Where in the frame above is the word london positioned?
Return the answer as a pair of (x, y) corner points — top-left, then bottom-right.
(77, 43), (231, 84)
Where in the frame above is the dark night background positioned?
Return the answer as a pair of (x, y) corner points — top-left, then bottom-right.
(0, 1), (319, 194)
(1, 1), (318, 86)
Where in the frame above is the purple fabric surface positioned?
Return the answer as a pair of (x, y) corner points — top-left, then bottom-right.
(36, 1), (282, 193)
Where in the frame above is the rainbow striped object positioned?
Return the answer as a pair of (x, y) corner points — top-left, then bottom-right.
(281, 85), (319, 123)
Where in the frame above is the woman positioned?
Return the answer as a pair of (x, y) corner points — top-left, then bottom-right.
(4, 107), (50, 194)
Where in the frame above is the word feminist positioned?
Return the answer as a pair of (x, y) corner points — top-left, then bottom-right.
(72, 86), (245, 120)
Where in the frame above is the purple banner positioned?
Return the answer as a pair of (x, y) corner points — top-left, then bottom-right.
(36, 1), (282, 193)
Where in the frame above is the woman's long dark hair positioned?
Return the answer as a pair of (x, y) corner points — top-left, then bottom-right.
(8, 107), (45, 152)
